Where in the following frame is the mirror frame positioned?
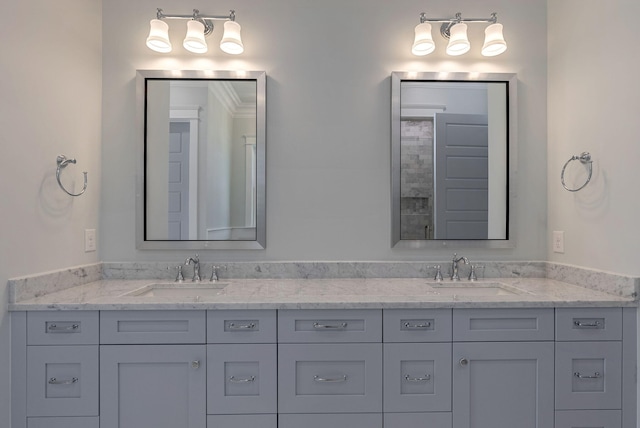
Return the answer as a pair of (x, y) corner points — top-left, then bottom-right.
(136, 70), (266, 250)
(391, 71), (517, 249)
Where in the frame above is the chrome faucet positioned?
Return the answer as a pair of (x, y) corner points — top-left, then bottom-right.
(185, 254), (201, 282)
(451, 253), (469, 281)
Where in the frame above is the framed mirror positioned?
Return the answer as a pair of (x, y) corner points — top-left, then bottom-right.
(391, 72), (517, 248)
(136, 70), (266, 250)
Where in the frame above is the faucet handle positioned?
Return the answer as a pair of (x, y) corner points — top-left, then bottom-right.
(171, 265), (184, 282)
(468, 265), (485, 282)
(210, 265), (227, 282)
(431, 265), (444, 281)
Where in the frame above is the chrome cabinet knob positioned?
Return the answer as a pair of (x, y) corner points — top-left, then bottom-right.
(191, 360), (200, 369)
(459, 358), (469, 366)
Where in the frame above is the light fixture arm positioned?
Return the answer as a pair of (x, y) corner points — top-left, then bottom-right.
(154, 8), (237, 37)
(417, 12), (499, 39)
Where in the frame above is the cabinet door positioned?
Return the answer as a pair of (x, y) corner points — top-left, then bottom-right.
(453, 342), (554, 428)
(100, 344), (206, 428)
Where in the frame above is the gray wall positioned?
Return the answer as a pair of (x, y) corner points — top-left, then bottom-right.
(547, 0), (640, 277)
(0, 0), (102, 421)
(101, 0), (548, 262)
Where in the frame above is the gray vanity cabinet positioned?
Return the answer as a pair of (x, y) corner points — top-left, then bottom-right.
(99, 310), (207, 428)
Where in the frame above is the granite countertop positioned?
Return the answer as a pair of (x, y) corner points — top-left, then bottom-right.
(8, 277), (637, 311)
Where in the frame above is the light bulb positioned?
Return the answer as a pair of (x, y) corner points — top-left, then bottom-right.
(146, 19), (172, 53)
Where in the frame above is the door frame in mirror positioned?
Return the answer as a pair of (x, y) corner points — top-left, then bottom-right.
(136, 70), (266, 250)
(391, 71), (517, 249)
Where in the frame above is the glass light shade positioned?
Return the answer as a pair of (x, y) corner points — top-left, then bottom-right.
(482, 23), (507, 56)
(411, 23), (435, 56)
(220, 21), (244, 54)
(146, 19), (172, 53)
(183, 20), (208, 53)
(446, 23), (470, 56)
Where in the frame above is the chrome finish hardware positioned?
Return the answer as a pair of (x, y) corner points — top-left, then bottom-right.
(404, 321), (432, 329)
(431, 265), (443, 281)
(228, 322), (256, 330)
(459, 358), (469, 366)
(313, 322), (348, 330)
(561, 152), (593, 192)
(314, 374), (348, 382)
(185, 254), (201, 282)
(468, 264), (485, 281)
(229, 375), (255, 383)
(404, 374), (431, 382)
(48, 324), (80, 332)
(169, 265), (184, 282)
(48, 377), (78, 385)
(451, 253), (469, 281)
(191, 360), (200, 369)
(573, 320), (602, 328)
(210, 265), (227, 282)
(56, 155), (88, 197)
(574, 371), (601, 379)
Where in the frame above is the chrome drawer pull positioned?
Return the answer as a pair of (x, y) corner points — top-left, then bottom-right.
(404, 374), (431, 382)
(228, 322), (256, 330)
(404, 322), (432, 329)
(313, 322), (348, 330)
(574, 371), (601, 379)
(191, 360), (200, 369)
(314, 375), (347, 382)
(48, 377), (78, 385)
(573, 320), (602, 328)
(48, 324), (80, 332)
(229, 375), (256, 383)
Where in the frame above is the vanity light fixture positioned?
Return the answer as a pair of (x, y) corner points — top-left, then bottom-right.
(411, 12), (507, 57)
(146, 8), (244, 55)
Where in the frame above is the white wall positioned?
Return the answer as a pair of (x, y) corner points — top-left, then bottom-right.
(547, 0), (640, 276)
(0, 0), (102, 421)
(102, 0), (548, 263)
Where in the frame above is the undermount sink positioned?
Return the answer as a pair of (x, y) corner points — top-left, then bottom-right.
(427, 282), (524, 296)
(122, 282), (229, 299)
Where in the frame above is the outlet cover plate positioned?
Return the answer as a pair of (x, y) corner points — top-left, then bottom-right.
(553, 230), (564, 253)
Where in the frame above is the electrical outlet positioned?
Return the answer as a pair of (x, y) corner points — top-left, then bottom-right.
(85, 229), (96, 252)
(552, 231), (564, 253)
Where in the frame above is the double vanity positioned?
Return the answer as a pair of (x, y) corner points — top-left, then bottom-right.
(8, 263), (638, 428)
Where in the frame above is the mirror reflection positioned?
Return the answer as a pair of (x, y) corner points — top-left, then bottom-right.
(138, 70), (266, 250)
(391, 73), (515, 246)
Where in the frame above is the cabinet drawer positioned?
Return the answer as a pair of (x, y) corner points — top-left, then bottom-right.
(383, 309), (452, 342)
(453, 308), (554, 341)
(28, 417), (99, 428)
(555, 410), (621, 428)
(207, 414), (277, 428)
(278, 309), (381, 343)
(555, 342), (622, 410)
(383, 343), (452, 412)
(279, 413), (383, 428)
(27, 311), (98, 345)
(100, 310), (205, 344)
(207, 310), (276, 343)
(207, 344), (277, 414)
(278, 343), (382, 413)
(27, 346), (98, 417)
(384, 412), (452, 428)
(556, 308), (622, 341)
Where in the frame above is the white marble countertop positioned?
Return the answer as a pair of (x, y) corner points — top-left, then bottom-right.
(8, 277), (637, 311)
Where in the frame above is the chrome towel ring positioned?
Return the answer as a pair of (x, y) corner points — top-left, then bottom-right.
(561, 152), (593, 192)
(56, 155), (88, 196)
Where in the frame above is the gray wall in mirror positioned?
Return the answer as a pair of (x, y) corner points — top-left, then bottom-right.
(136, 70), (266, 250)
(391, 72), (517, 248)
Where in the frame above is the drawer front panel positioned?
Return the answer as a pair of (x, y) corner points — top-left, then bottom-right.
(453, 308), (554, 341)
(26, 346), (98, 417)
(555, 342), (622, 410)
(555, 410), (621, 428)
(556, 308), (622, 341)
(207, 344), (277, 414)
(278, 309), (382, 343)
(383, 309), (452, 343)
(279, 413), (383, 428)
(278, 343), (382, 413)
(207, 414), (277, 428)
(28, 417), (100, 428)
(27, 311), (98, 345)
(384, 412), (452, 428)
(207, 310), (276, 343)
(383, 343), (452, 412)
(100, 310), (205, 344)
